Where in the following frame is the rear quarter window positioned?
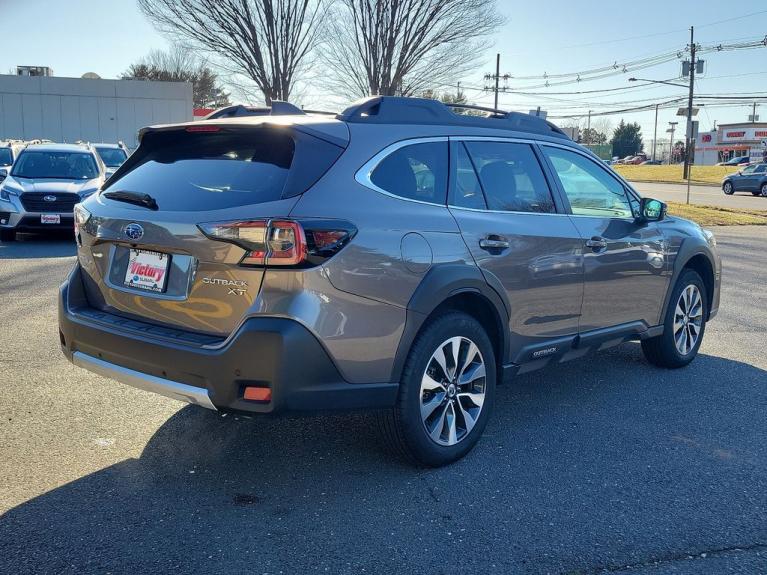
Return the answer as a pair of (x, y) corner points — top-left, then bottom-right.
(369, 141), (448, 204)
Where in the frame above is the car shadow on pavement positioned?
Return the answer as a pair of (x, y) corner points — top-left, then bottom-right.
(1, 345), (766, 574)
(0, 232), (77, 259)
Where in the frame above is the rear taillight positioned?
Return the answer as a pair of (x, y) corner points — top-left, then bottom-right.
(198, 219), (355, 267)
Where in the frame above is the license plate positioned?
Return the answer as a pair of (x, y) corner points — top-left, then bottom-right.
(124, 249), (170, 293)
(41, 214), (60, 224)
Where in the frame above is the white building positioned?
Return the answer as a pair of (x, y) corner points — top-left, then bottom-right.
(694, 123), (767, 165)
(0, 74), (193, 149)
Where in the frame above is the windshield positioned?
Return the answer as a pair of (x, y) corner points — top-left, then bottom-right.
(0, 148), (12, 166)
(95, 146), (128, 168)
(11, 151), (99, 180)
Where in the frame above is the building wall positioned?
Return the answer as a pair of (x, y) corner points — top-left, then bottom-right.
(693, 123), (767, 165)
(0, 75), (193, 148)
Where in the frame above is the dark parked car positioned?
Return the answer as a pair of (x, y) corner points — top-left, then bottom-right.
(718, 155), (751, 166)
(59, 97), (721, 466)
(722, 163), (767, 197)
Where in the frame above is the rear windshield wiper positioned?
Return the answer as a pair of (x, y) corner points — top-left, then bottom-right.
(102, 190), (159, 210)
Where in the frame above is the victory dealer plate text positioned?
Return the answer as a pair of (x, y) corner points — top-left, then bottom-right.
(124, 249), (170, 293)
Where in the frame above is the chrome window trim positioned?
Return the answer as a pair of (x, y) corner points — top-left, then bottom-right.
(355, 136), (450, 207)
(449, 204), (570, 217)
(446, 135), (561, 216)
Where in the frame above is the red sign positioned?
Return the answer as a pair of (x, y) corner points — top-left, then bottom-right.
(701, 134), (712, 143)
(726, 131), (746, 138)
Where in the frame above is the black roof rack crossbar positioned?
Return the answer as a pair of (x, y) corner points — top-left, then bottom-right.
(338, 96), (569, 139)
(204, 101), (305, 120)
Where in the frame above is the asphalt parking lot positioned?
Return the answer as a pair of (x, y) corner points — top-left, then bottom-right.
(0, 227), (765, 575)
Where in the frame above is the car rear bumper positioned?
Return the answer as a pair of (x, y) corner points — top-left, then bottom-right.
(59, 264), (399, 414)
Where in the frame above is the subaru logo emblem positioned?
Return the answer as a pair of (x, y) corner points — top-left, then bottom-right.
(124, 223), (144, 241)
(43, 195), (57, 202)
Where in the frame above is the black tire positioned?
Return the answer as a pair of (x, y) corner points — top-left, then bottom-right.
(642, 269), (707, 369)
(722, 181), (734, 195)
(0, 229), (15, 242)
(760, 183), (767, 197)
(378, 311), (496, 467)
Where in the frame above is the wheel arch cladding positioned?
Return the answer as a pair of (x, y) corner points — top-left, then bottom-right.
(390, 264), (510, 383)
(682, 253), (715, 319)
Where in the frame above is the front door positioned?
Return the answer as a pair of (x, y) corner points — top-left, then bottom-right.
(448, 139), (584, 363)
(540, 145), (670, 332)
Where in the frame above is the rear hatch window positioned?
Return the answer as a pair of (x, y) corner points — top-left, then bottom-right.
(102, 130), (296, 211)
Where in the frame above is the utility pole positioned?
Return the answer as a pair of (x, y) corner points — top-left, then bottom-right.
(586, 110), (592, 145)
(682, 26), (696, 180)
(494, 53), (500, 110)
(652, 103), (659, 162)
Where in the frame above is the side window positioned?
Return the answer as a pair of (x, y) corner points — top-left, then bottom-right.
(463, 141), (556, 213)
(755, 164), (767, 173)
(369, 141), (448, 204)
(543, 146), (633, 218)
(449, 142), (486, 209)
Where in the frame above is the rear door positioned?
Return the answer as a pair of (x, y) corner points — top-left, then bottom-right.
(448, 138), (584, 363)
(540, 144), (670, 333)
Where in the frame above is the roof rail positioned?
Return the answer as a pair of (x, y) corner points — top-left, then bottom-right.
(204, 101), (305, 120)
(338, 96), (569, 139)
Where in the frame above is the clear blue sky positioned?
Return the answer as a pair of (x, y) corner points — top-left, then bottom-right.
(1, 0), (766, 142)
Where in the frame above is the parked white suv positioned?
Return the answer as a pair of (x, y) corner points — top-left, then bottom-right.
(0, 143), (105, 241)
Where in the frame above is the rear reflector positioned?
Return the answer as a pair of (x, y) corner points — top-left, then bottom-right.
(243, 387), (271, 402)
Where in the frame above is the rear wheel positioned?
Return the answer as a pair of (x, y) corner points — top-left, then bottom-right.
(0, 229), (15, 242)
(378, 311), (496, 467)
(761, 183), (767, 197)
(642, 269), (707, 368)
(722, 181), (734, 195)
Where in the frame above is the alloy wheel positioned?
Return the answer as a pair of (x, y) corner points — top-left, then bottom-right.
(723, 182), (733, 194)
(761, 184), (767, 197)
(419, 336), (486, 446)
(673, 284), (704, 355)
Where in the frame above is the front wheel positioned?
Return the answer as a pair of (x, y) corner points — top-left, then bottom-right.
(722, 181), (734, 195)
(378, 311), (496, 467)
(642, 269), (707, 368)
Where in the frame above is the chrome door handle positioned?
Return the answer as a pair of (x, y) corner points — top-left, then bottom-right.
(479, 237), (510, 250)
(585, 237), (607, 249)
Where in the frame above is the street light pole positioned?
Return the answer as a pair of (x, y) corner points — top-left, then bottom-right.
(683, 26), (696, 181)
(653, 103), (659, 162)
(668, 122), (678, 165)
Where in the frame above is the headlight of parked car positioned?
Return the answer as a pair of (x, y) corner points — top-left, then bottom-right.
(0, 185), (22, 202)
(702, 228), (716, 247)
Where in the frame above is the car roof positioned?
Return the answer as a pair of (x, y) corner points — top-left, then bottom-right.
(91, 143), (123, 148)
(21, 143), (96, 153)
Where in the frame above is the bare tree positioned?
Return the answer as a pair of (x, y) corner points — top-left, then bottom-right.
(137, 0), (327, 104)
(322, 0), (504, 99)
(122, 47), (231, 108)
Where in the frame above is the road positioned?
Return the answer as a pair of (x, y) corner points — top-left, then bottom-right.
(631, 181), (767, 210)
(0, 229), (765, 574)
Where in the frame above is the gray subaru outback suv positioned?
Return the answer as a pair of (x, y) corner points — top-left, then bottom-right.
(59, 97), (721, 466)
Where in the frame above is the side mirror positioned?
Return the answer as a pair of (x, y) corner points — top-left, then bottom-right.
(638, 197), (666, 222)
(0, 168), (7, 182)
